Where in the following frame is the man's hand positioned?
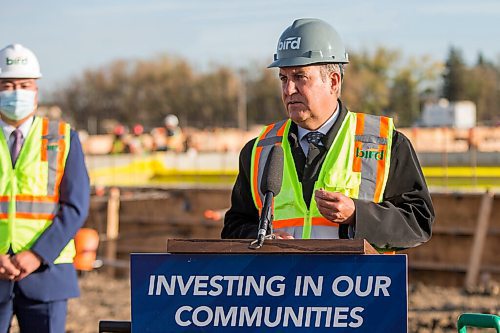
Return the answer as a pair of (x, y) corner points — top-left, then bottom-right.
(0, 254), (21, 280)
(314, 189), (355, 225)
(10, 251), (42, 281)
(273, 230), (295, 239)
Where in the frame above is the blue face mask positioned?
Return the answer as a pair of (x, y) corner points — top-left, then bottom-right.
(0, 89), (37, 121)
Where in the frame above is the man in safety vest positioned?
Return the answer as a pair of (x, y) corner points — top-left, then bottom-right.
(222, 18), (434, 251)
(0, 44), (90, 332)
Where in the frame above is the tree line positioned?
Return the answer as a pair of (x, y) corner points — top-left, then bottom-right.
(50, 46), (500, 133)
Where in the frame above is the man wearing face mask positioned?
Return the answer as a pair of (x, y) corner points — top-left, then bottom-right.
(0, 44), (90, 333)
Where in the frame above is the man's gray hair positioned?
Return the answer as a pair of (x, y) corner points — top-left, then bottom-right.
(319, 63), (343, 97)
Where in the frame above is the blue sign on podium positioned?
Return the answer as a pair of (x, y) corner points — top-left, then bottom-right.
(131, 253), (407, 332)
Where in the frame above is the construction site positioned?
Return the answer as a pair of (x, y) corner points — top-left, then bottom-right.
(34, 125), (495, 333)
(3, 3), (500, 332)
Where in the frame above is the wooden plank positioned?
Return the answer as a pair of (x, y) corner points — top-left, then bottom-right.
(166, 239), (378, 254)
(464, 191), (494, 289)
(105, 187), (121, 277)
(106, 187), (121, 239)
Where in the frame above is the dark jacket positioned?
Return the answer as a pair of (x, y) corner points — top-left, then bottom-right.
(221, 101), (434, 250)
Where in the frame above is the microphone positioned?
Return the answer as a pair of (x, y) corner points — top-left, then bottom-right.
(249, 145), (284, 249)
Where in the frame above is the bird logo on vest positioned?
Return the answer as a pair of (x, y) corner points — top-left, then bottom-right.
(355, 147), (385, 160)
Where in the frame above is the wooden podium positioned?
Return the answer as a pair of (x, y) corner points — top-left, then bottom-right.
(166, 238), (378, 254)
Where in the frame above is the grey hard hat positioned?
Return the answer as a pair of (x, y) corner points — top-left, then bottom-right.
(268, 18), (349, 68)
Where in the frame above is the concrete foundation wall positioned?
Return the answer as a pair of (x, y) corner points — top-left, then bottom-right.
(86, 188), (500, 286)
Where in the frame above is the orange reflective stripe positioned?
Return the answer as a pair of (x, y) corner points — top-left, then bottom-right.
(259, 123), (275, 140)
(0, 213), (7, 219)
(42, 118), (49, 136)
(43, 119), (66, 197)
(274, 217), (339, 229)
(353, 113), (365, 173)
(41, 118), (49, 162)
(41, 139), (48, 161)
(16, 212), (56, 220)
(16, 195), (59, 203)
(274, 218), (304, 229)
(0, 196), (9, 202)
(311, 217), (339, 227)
(373, 117), (389, 201)
(253, 146), (263, 210)
(379, 116), (389, 138)
(58, 121), (66, 136)
(276, 121), (287, 138)
(355, 113), (364, 136)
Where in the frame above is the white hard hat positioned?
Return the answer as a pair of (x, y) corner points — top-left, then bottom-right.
(164, 114), (179, 127)
(0, 44), (42, 79)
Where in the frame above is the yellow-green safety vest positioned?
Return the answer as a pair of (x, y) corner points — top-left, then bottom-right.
(251, 111), (394, 239)
(0, 117), (75, 264)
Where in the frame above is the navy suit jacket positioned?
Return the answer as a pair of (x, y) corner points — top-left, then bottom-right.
(0, 129), (90, 302)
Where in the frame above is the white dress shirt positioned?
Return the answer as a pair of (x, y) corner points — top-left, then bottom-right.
(297, 105), (340, 156)
(0, 116), (34, 151)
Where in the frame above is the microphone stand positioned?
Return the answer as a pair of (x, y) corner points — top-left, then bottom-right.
(249, 192), (276, 249)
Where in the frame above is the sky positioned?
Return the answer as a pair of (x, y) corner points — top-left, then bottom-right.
(1, 0), (499, 98)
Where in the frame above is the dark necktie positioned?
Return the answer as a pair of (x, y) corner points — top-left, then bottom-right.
(304, 131), (324, 172)
(305, 131), (324, 158)
(302, 131), (325, 205)
(305, 131), (323, 147)
(10, 129), (23, 167)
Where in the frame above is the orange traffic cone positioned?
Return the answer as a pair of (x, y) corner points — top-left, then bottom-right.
(74, 228), (99, 271)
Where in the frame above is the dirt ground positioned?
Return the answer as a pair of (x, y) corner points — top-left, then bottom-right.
(9, 272), (500, 333)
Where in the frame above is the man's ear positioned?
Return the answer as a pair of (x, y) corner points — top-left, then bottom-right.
(330, 72), (341, 95)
